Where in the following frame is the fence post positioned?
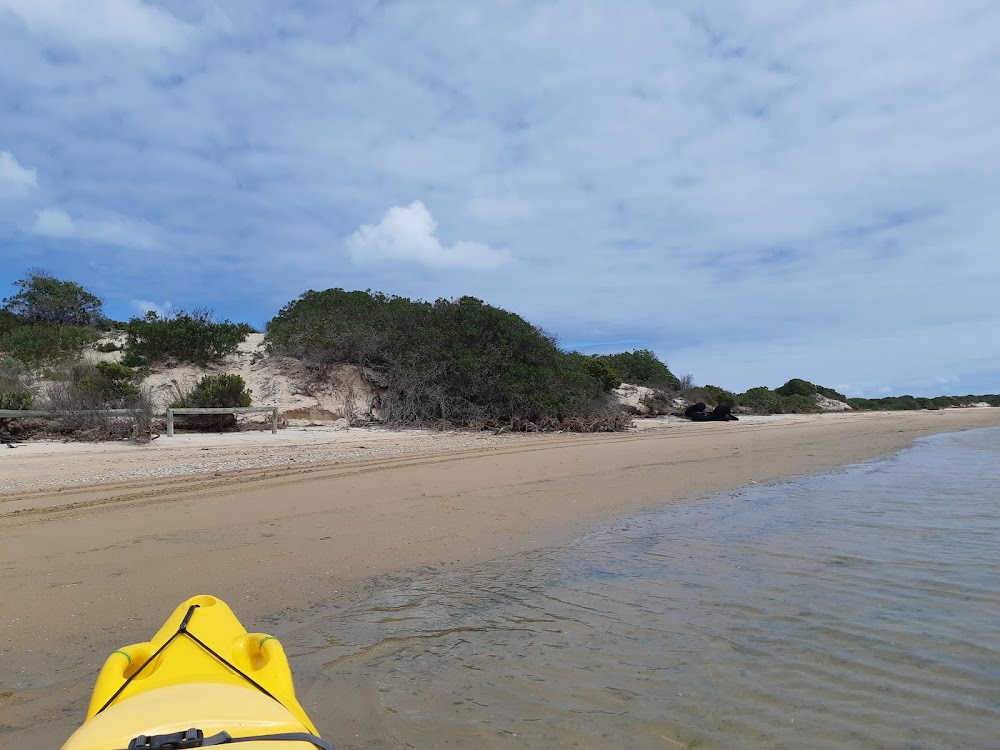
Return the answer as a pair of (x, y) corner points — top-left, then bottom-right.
(166, 408), (174, 437)
(271, 408), (278, 434)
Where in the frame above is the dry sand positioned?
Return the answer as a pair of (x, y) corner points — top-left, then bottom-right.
(3, 408), (1000, 746)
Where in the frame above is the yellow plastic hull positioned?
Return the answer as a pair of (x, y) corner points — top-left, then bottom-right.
(62, 595), (324, 750)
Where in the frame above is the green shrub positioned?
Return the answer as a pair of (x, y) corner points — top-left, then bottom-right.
(584, 356), (622, 392)
(845, 394), (976, 411)
(0, 357), (34, 437)
(737, 386), (783, 414)
(0, 323), (101, 367)
(123, 309), (246, 366)
(598, 349), (680, 389)
(94, 341), (121, 353)
(73, 362), (142, 408)
(780, 393), (822, 413)
(0, 309), (20, 336)
(174, 373), (253, 409)
(171, 374), (252, 431)
(737, 385), (821, 414)
(775, 378), (847, 402)
(701, 384), (737, 406)
(0, 390), (32, 410)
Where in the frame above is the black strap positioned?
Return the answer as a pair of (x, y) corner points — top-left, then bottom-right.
(97, 608), (334, 749)
(97, 605), (279, 716)
(123, 729), (333, 750)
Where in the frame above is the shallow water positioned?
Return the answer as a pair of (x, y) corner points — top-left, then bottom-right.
(282, 427), (1000, 749)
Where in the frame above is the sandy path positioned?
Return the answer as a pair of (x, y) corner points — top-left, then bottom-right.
(2, 408), (1000, 746)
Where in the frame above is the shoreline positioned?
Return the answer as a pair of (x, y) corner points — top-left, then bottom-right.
(3, 408), (1000, 746)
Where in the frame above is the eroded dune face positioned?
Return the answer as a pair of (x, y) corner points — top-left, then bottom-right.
(815, 394), (853, 411)
(100, 333), (381, 423)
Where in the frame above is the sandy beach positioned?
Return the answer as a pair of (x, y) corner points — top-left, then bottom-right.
(3, 408), (1000, 746)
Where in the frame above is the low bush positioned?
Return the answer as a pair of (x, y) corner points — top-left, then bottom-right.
(0, 322), (101, 368)
(170, 374), (253, 431)
(40, 363), (155, 442)
(123, 309), (247, 367)
(735, 386), (782, 414)
(701, 384), (737, 407)
(0, 389), (32, 410)
(583, 356), (623, 392)
(598, 349), (680, 389)
(74, 362), (142, 408)
(94, 341), (121, 353)
(736, 386), (821, 414)
(0, 309), (19, 335)
(848, 394), (1000, 411)
(775, 378), (847, 402)
(0, 358), (34, 436)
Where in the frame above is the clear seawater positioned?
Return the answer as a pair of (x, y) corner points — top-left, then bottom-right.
(283, 427), (1000, 749)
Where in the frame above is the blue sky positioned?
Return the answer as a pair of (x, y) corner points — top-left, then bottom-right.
(1, 1), (998, 397)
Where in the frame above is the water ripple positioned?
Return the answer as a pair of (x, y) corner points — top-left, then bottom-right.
(289, 427), (1000, 749)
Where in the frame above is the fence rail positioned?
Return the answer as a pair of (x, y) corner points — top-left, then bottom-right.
(1, 407), (281, 437)
(165, 407), (279, 436)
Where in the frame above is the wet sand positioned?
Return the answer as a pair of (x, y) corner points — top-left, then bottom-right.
(3, 409), (1000, 747)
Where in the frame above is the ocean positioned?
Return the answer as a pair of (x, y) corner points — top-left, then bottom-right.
(284, 426), (1000, 749)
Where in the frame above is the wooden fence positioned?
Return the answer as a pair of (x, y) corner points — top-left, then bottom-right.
(0, 407), (280, 437)
(165, 407), (279, 436)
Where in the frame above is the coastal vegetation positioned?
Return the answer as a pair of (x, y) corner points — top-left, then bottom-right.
(696, 378), (1000, 415)
(122, 309), (250, 367)
(0, 308), (101, 369)
(265, 288), (642, 429)
(2, 269), (998, 440)
(596, 349), (680, 389)
(847, 394), (1000, 410)
(170, 373), (254, 430)
(0, 356), (33, 410)
(26, 361), (154, 441)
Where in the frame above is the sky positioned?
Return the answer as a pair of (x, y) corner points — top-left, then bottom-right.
(1, 1), (998, 397)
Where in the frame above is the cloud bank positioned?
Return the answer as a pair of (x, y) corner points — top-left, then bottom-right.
(30, 208), (157, 249)
(0, 0), (190, 48)
(1, 1), (998, 396)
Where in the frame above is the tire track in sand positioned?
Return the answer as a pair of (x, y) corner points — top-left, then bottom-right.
(0, 428), (737, 526)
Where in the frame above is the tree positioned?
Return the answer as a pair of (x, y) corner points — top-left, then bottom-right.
(2, 270), (104, 327)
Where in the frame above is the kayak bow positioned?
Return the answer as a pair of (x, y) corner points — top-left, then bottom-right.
(61, 595), (331, 750)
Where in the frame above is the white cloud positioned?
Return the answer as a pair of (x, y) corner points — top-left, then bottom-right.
(0, 0), (190, 48)
(347, 201), (511, 269)
(30, 208), (157, 249)
(0, 150), (37, 196)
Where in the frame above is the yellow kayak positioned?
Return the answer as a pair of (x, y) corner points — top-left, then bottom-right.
(62, 595), (332, 750)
